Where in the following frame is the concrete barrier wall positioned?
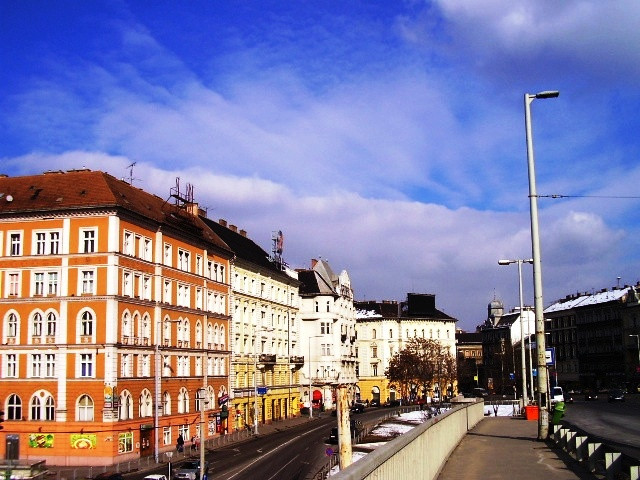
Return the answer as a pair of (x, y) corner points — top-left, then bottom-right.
(551, 424), (640, 480)
(331, 401), (485, 480)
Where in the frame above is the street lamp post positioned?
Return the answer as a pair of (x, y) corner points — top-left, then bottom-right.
(499, 258), (533, 406)
(253, 327), (273, 435)
(524, 89), (559, 440)
(630, 334), (640, 369)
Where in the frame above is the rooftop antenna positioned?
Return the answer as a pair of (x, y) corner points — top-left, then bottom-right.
(126, 162), (137, 185)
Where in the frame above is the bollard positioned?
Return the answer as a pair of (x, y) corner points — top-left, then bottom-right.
(605, 452), (621, 480)
(588, 442), (604, 473)
(559, 428), (570, 449)
(564, 430), (576, 454)
(573, 435), (588, 462)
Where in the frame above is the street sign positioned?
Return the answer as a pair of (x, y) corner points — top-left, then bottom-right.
(257, 387), (267, 395)
(545, 347), (555, 366)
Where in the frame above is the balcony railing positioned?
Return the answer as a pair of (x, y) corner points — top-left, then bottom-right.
(290, 355), (304, 365)
(259, 354), (277, 364)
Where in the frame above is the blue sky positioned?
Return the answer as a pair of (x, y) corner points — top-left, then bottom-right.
(3, 1), (640, 330)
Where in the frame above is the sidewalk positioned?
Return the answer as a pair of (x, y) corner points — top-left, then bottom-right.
(438, 417), (597, 480)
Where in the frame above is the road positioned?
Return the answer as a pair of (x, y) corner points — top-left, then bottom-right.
(128, 407), (403, 480)
(562, 392), (640, 460)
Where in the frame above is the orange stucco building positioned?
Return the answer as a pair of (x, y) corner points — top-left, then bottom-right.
(0, 170), (233, 466)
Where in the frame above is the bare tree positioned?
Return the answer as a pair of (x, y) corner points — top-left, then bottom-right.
(386, 338), (457, 401)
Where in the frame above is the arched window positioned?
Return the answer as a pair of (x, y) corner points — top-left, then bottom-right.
(30, 396), (41, 420)
(163, 391), (171, 415)
(77, 395), (94, 421)
(30, 391), (55, 421)
(219, 325), (225, 347)
(178, 388), (189, 414)
(32, 313), (43, 337)
(46, 312), (57, 337)
(195, 321), (202, 345)
(163, 316), (172, 345)
(141, 314), (151, 342)
(81, 311), (93, 336)
(139, 389), (152, 417)
(372, 329), (377, 339)
(122, 311), (132, 342)
(213, 324), (219, 346)
(120, 390), (133, 420)
(7, 394), (22, 420)
(207, 322), (213, 347)
(6, 312), (19, 340)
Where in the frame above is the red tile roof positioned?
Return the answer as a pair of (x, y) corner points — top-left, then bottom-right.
(0, 169), (232, 254)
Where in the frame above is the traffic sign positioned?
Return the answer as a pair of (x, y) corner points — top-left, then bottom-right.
(257, 387), (268, 395)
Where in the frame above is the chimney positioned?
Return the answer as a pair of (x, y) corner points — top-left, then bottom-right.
(311, 258), (318, 268)
(239, 229), (247, 237)
(219, 219), (227, 227)
(186, 202), (199, 216)
(229, 224), (238, 233)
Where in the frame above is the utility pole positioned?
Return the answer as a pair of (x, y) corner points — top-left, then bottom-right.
(337, 385), (352, 470)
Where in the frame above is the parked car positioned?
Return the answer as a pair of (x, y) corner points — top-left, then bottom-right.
(384, 399), (401, 407)
(584, 389), (598, 401)
(328, 420), (362, 444)
(369, 400), (381, 408)
(144, 475), (168, 480)
(173, 460), (208, 480)
(472, 387), (489, 398)
(608, 389), (625, 402)
(551, 386), (564, 404)
(350, 403), (365, 414)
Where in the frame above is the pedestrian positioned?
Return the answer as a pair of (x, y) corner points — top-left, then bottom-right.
(176, 434), (184, 452)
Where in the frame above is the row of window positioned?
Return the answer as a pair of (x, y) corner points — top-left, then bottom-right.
(4, 267), (228, 313)
(3, 310), (94, 345)
(234, 274), (296, 305)
(3, 352), (95, 378)
(3, 229), (228, 284)
(366, 327), (452, 340)
(3, 309), (227, 350)
(2, 386), (218, 423)
(4, 229), (95, 257)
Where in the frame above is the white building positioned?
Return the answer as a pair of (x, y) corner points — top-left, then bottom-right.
(355, 294), (457, 404)
(297, 259), (358, 410)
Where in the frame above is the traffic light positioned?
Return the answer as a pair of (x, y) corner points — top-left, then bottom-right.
(0, 410), (4, 430)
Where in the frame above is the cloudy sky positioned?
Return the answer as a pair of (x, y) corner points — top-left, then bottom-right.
(3, 1), (640, 331)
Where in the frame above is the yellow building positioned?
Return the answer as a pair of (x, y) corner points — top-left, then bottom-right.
(0, 170), (233, 466)
(200, 220), (303, 429)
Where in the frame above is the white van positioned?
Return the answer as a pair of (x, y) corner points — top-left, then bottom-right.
(551, 386), (564, 404)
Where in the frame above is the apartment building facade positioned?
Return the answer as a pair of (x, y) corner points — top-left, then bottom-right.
(0, 170), (233, 466)
(297, 259), (358, 411)
(200, 219), (303, 431)
(355, 293), (457, 404)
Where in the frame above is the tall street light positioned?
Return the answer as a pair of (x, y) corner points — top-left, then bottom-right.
(630, 334), (640, 369)
(253, 327), (273, 434)
(499, 258), (533, 406)
(524, 89), (559, 440)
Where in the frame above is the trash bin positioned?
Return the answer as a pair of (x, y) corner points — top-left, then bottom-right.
(524, 405), (539, 421)
(552, 401), (565, 425)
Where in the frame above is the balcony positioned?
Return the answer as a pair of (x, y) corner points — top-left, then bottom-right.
(290, 355), (304, 365)
(259, 354), (277, 364)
